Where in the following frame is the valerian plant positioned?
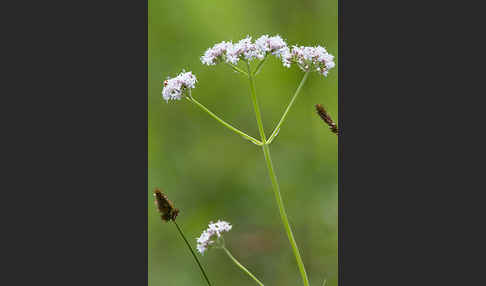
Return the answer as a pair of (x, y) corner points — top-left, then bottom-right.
(160, 34), (335, 286)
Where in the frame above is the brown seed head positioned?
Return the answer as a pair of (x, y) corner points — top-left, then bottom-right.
(315, 104), (339, 135)
(154, 188), (179, 222)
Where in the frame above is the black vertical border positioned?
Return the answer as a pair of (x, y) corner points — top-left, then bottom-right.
(10, 0), (150, 284)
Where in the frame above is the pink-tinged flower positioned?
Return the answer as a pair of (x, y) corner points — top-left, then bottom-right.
(226, 36), (263, 64)
(290, 45), (335, 76)
(196, 220), (232, 255)
(201, 41), (233, 66)
(161, 71), (197, 102)
(201, 35), (289, 66)
(255, 34), (287, 54)
(200, 35), (335, 76)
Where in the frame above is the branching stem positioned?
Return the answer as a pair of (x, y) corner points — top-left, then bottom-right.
(246, 63), (311, 286)
(186, 90), (263, 146)
(253, 56), (268, 76)
(227, 63), (248, 76)
(267, 70), (310, 144)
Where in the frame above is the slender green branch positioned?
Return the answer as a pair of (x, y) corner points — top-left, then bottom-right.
(173, 221), (212, 286)
(227, 63), (248, 76)
(261, 143), (310, 286)
(246, 62), (310, 286)
(222, 246), (264, 286)
(253, 56), (268, 76)
(246, 61), (267, 143)
(266, 70), (310, 144)
(186, 92), (263, 146)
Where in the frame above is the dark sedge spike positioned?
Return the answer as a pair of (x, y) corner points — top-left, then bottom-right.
(154, 188), (179, 222)
(153, 189), (212, 286)
(315, 104), (339, 135)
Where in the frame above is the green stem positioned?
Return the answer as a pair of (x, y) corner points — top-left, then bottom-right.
(245, 63), (310, 286)
(222, 246), (264, 286)
(253, 56), (268, 76)
(261, 144), (310, 286)
(186, 92), (263, 146)
(266, 70), (310, 144)
(227, 63), (248, 76)
(173, 221), (212, 286)
(246, 61), (267, 143)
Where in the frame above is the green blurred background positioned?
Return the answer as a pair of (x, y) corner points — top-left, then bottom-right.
(149, 0), (338, 285)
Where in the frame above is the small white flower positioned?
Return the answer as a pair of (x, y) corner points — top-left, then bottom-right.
(255, 34), (290, 67)
(208, 220), (232, 236)
(290, 45), (335, 76)
(277, 46), (292, 68)
(226, 36), (262, 64)
(201, 41), (233, 66)
(196, 220), (232, 255)
(255, 35), (270, 52)
(161, 71), (197, 102)
(255, 34), (287, 54)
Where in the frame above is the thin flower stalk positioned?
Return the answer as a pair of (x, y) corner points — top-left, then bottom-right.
(246, 61), (267, 143)
(186, 90), (263, 146)
(174, 221), (213, 286)
(267, 70), (311, 144)
(245, 64), (311, 286)
(253, 56), (268, 76)
(222, 246), (264, 286)
(227, 63), (248, 76)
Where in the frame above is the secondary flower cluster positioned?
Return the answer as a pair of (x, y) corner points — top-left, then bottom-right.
(196, 220), (232, 255)
(200, 34), (335, 76)
(201, 35), (290, 67)
(290, 46), (336, 76)
(161, 71), (197, 102)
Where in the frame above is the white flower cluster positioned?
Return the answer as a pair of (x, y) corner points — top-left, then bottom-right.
(196, 220), (232, 255)
(290, 46), (335, 76)
(201, 35), (291, 67)
(200, 41), (233, 66)
(255, 34), (292, 67)
(200, 35), (335, 76)
(161, 71), (197, 102)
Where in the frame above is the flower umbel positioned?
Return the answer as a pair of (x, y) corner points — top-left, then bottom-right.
(201, 34), (290, 67)
(290, 45), (335, 76)
(255, 34), (291, 67)
(199, 35), (335, 77)
(226, 36), (263, 64)
(162, 71), (197, 102)
(201, 41), (233, 66)
(196, 220), (232, 255)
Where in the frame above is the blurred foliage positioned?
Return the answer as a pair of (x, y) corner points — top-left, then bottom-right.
(149, 0), (338, 285)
